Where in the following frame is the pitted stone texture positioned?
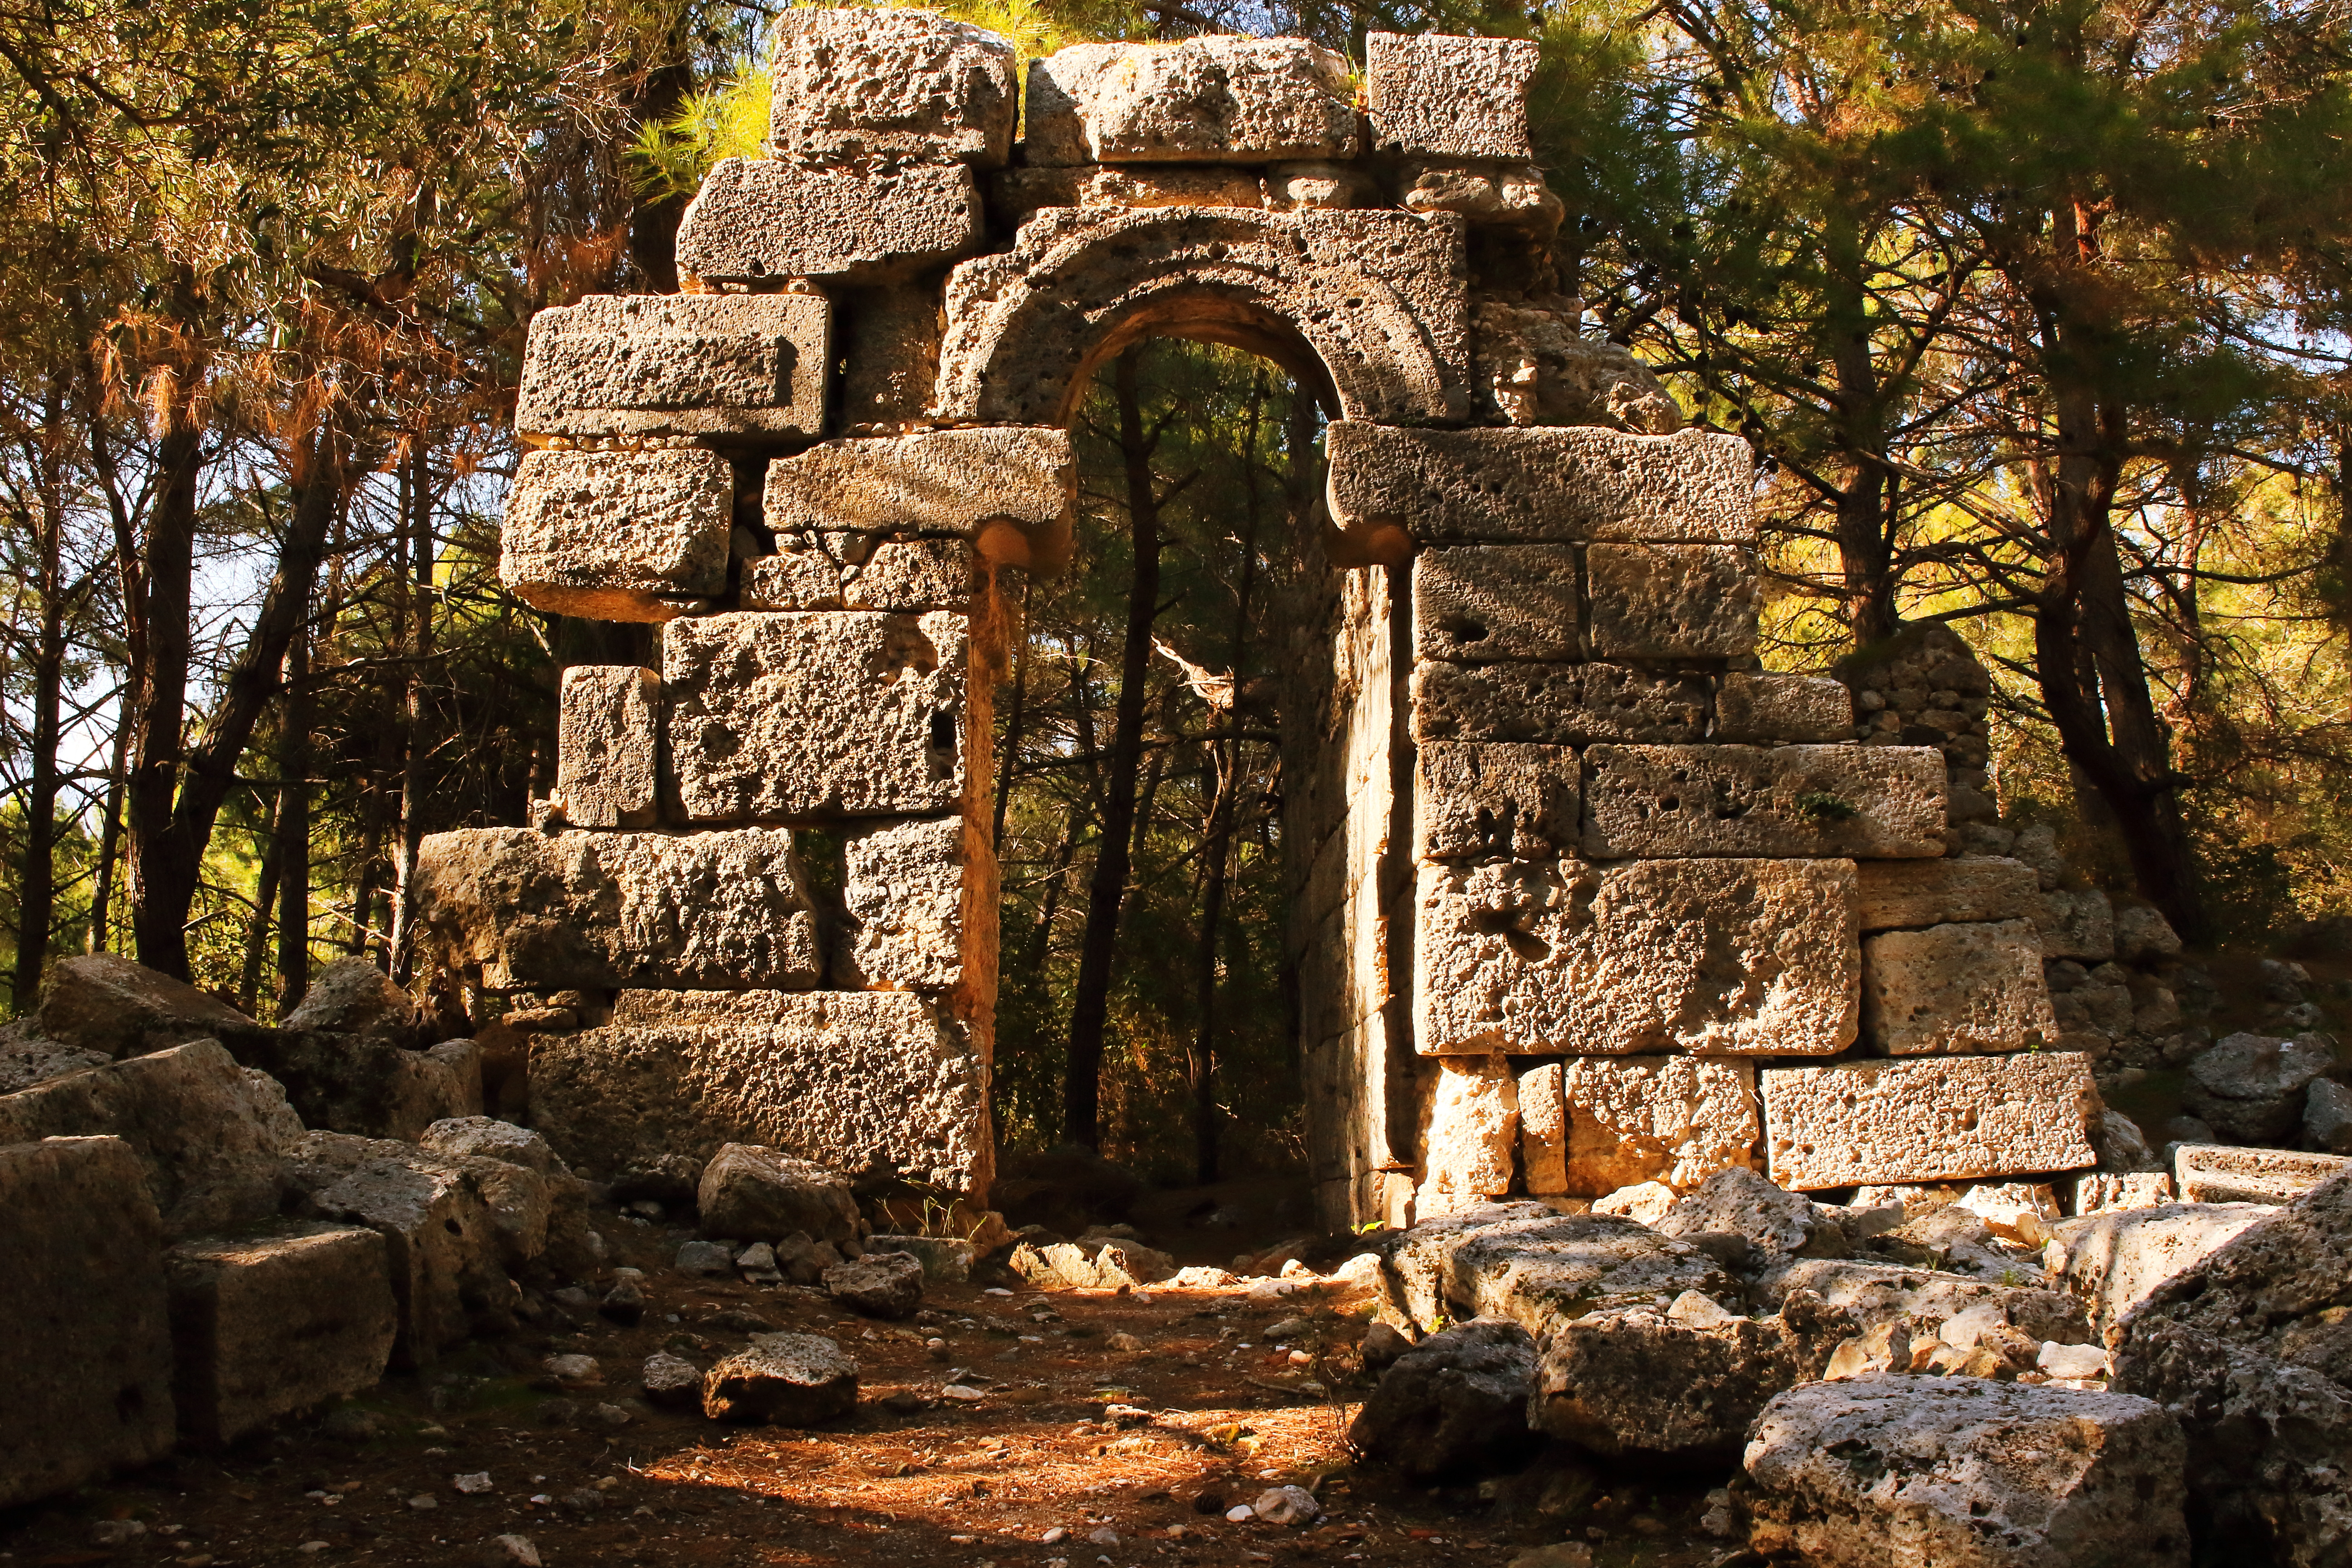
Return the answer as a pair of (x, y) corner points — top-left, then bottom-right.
(1857, 856), (2040, 931)
(2032, 885), (2116, 962)
(704, 1332), (858, 1426)
(411, 827), (819, 991)
(1765, 1258), (2092, 1346)
(763, 428), (1073, 562)
(557, 666), (658, 829)
(1468, 299), (1681, 432)
(746, 537), (975, 613)
(299, 1137), (502, 1369)
(1585, 544), (1760, 660)
(1327, 423), (1754, 545)
(1760, 1053), (2098, 1191)
(1583, 745), (1947, 859)
(1416, 1055), (1519, 1211)
(2046, 1203), (2271, 1333)
(515, 294), (829, 441)
(1553, 1055), (1760, 1198)
(1366, 32), (1539, 159)
(1346, 1319), (1538, 1481)
(1655, 1166), (1821, 1258)
(35, 952), (265, 1061)
(1742, 1378), (2190, 1568)
(1518, 1061), (1568, 1194)
(1379, 1201), (1735, 1338)
(676, 159), (982, 286)
(768, 7), (1015, 170)
(2182, 1031), (2337, 1146)
(839, 815), (980, 993)
(501, 448), (731, 623)
(697, 1143), (861, 1247)
(839, 280), (949, 433)
(1415, 857), (1859, 1058)
(2175, 1142), (2352, 1204)
(1411, 545), (1579, 662)
(663, 611), (967, 822)
(1399, 162), (1563, 233)
(1861, 921), (2058, 1055)
(1024, 39), (1356, 166)
(936, 206), (1470, 428)
(1411, 662), (1707, 746)
(1415, 742), (1579, 862)
(1538, 1306), (1830, 1462)
(1715, 671), (1853, 743)
(529, 990), (986, 1192)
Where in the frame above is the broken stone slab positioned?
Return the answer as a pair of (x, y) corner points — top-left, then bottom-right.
(35, 951), (267, 1060)
(421, 1117), (568, 1177)
(298, 1136), (505, 1369)
(1377, 1202), (1734, 1339)
(1415, 857), (1858, 1058)
(1583, 544), (1760, 660)
(1583, 745), (1947, 859)
(0, 1023), (107, 1092)
(1761, 1052), (2098, 1191)
(1365, 32), (1539, 158)
(165, 1221), (397, 1445)
(1410, 544), (1580, 662)
(556, 666), (659, 829)
(1742, 1377), (2190, 1568)
(1397, 161), (1563, 233)
(2032, 885), (2116, 963)
(0, 1136), (175, 1508)
(767, 6), (1016, 169)
(2071, 1171), (2176, 1214)
(2045, 1203), (2271, 1334)
(703, 1332), (859, 1425)
(744, 537), (978, 612)
(865, 1234), (976, 1283)
(2174, 1142), (2352, 1204)
(514, 294), (830, 442)
(696, 1143), (861, 1247)
(663, 611), (968, 822)
(674, 159), (984, 286)
(1761, 1259), (2092, 1346)
(838, 814), (985, 994)
(823, 1250), (924, 1319)
(1346, 1318), (1538, 1480)
(1540, 1055), (1760, 1198)
(2181, 1031), (2337, 1145)
(1469, 298), (1681, 433)
(1860, 920), (2058, 1055)
(1855, 856), (2040, 931)
(1416, 1055), (1519, 1211)
(1023, 38), (1357, 166)
(500, 447), (732, 623)
(235, 1024), (471, 1145)
(1654, 1166), (1820, 1261)
(282, 956), (428, 1048)
(762, 428), (1074, 568)
(1410, 662), (1708, 745)
(1414, 742), (1580, 862)
(1005, 1237), (1177, 1289)
(409, 826), (821, 991)
(1535, 1301), (1840, 1462)
(1714, 672), (1853, 744)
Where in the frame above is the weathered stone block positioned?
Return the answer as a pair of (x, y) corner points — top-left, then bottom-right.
(704, 1332), (858, 1426)
(1347, 1319), (1539, 1480)
(763, 428), (1073, 565)
(408, 826), (820, 991)
(697, 1142), (861, 1246)
(1416, 741), (1578, 862)
(1860, 920), (2058, 1055)
(1582, 744), (1947, 859)
(557, 665), (658, 829)
(1327, 423), (1754, 545)
(838, 279), (949, 433)
(663, 611), (968, 821)
(2174, 1142), (2352, 1205)
(165, 1221), (396, 1444)
(501, 448), (732, 623)
(514, 294), (829, 441)
(1411, 661), (1707, 745)
(1555, 1055), (1759, 1198)
(1760, 1053), (2098, 1190)
(0, 1136), (174, 1507)
(675, 159), (983, 286)
(1416, 857), (1859, 1057)
(303, 1142), (501, 1369)
(2046, 1202), (2271, 1333)
(1398, 161), (1563, 232)
(1365, 32), (1539, 159)
(1855, 855), (2039, 931)
(1714, 671), (1853, 742)
(1470, 299), (1681, 432)
(745, 536), (976, 612)
(1416, 1055), (1518, 1210)
(1380, 1201), (1735, 1338)
(1764, 1258), (2092, 1346)
(1024, 39), (1356, 166)
(1537, 1305), (1829, 1462)
(839, 814), (985, 993)
(1584, 543), (1759, 659)
(2033, 884), (2116, 961)
(1078, 164), (1269, 208)
(1517, 1061), (1568, 1194)
(768, 6), (1016, 169)
(34, 951), (262, 1060)
(1410, 544), (1579, 661)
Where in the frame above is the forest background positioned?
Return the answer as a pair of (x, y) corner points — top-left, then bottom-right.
(4, 0), (2352, 1184)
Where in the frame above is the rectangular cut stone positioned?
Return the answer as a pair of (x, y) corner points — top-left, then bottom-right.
(839, 814), (990, 994)
(1715, 671), (1853, 743)
(1328, 423), (1755, 545)
(745, 537), (975, 612)
(1366, 33), (1539, 159)
(1416, 1055), (1519, 1210)
(1519, 1062), (1568, 1194)
(1411, 661), (1707, 745)
(1583, 745), (1948, 859)
(515, 294), (829, 441)
(531, 990), (987, 1194)
(764, 429), (1073, 564)
(1857, 856), (2040, 931)
(769, 6), (1015, 169)
(675, 159), (983, 286)
(1561, 1055), (1759, 1197)
(1416, 857), (1859, 1056)
(408, 826), (821, 991)
(1411, 544), (1580, 661)
(2175, 1143), (2352, 1205)
(1761, 1054), (2098, 1190)
(839, 280), (949, 433)
(1586, 543), (1760, 659)
(1862, 920), (2058, 1054)
(557, 665), (659, 829)
(1024, 38), (1357, 167)
(664, 610), (968, 820)
(1415, 741), (1579, 861)
(501, 448), (731, 623)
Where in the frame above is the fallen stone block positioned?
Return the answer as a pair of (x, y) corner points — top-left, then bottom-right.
(35, 951), (266, 1060)
(1347, 1318), (1538, 1480)
(1584, 543), (1759, 660)
(298, 1135), (504, 1369)
(2045, 1202), (2271, 1334)
(556, 666), (659, 829)
(703, 1333), (858, 1425)
(514, 293), (830, 441)
(237, 1025), (470, 1144)
(1410, 545), (1580, 662)
(1855, 856), (2040, 931)
(675, 159), (983, 285)
(1764, 1259), (2091, 1346)
(2174, 1142), (2352, 1204)
(697, 1143), (861, 1247)
(500, 447), (732, 623)
(1415, 741), (1579, 861)
(1760, 1052), (2097, 1190)
(1024, 38), (1357, 166)
(1544, 1055), (1759, 1198)
(2181, 1031), (2336, 1145)
(768, 6), (1016, 168)
(1535, 1300), (1837, 1462)
(1365, 32), (1539, 159)
(762, 428), (1073, 561)
(866, 1234), (977, 1283)
(2032, 884), (2116, 962)
(2070, 1171), (2175, 1214)
(824, 1250), (924, 1319)
(1655, 1166), (1821, 1261)
(1714, 671), (1852, 743)
(282, 956), (426, 1047)
(1379, 1202), (1733, 1339)
(1583, 744), (1946, 859)
(1860, 920), (2058, 1054)
(0, 1024), (106, 1092)
(838, 814), (983, 993)
(1411, 661), (1707, 746)
(2115, 903), (2184, 964)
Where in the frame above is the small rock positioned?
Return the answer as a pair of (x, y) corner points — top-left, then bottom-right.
(1252, 1485), (1320, 1526)
(641, 1352), (701, 1410)
(485, 1535), (543, 1568)
(1590, 1181), (1677, 1225)
(590, 1402), (634, 1428)
(408, 1493), (439, 1510)
(90, 1519), (147, 1547)
(1107, 1331), (1142, 1352)
(675, 1240), (734, 1276)
(823, 1250), (925, 1319)
(534, 1398), (579, 1426)
(1506, 1547), (1592, 1568)
(880, 1389), (926, 1414)
(1360, 1321), (1413, 1372)
(2307, 1078), (2352, 1155)
(542, 1353), (601, 1385)
(2038, 1341), (2108, 1379)
(321, 1405), (383, 1441)
(1698, 1488), (1735, 1539)
(1264, 1315), (1314, 1340)
(698, 1143), (860, 1245)
(1225, 1504), (1256, 1523)
(941, 1383), (986, 1401)
(1665, 1290), (1737, 1329)
(1042, 1526), (1068, 1544)
(1087, 1526), (1120, 1545)
(453, 1471), (493, 1494)
(702, 1333), (858, 1426)
(601, 1278), (646, 1325)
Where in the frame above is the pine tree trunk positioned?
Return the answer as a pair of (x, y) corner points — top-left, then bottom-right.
(238, 793), (283, 1015)
(277, 625), (314, 1011)
(10, 391), (69, 1011)
(390, 446), (436, 981)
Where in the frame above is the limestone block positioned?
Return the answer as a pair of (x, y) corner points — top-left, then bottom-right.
(663, 611), (968, 821)
(2174, 1143), (2352, 1205)
(697, 1143), (861, 1246)
(1714, 671), (1853, 743)
(1760, 1053), (2098, 1190)
(1410, 544), (1579, 662)
(1416, 741), (1578, 862)
(1764, 1258), (2092, 1346)
(2032, 885), (2116, 962)
(1518, 1062), (1567, 1194)
(1398, 162), (1562, 233)
(1411, 661), (1707, 745)
(34, 951), (264, 1060)
(407, 826), (821, 991)
(1415, 857), (1859, 1057)
(2046, 1203), (2271, 1333)
(838, 280), (948, 433)
(704, 1332), (858, 1425)
(1469, 299), (1681, 433)
(306, 1145), (501, 1369)
(529, 989), (987, 1193)
(768, 6), (1016, 169)
(674, 159), (983, 286)
(1416, 1055), (1518, 1209)
(514, 294), (829, 441)
(2182, 1031), (2335, 1145)
(1584, 543), (1759, 659)
(0, 1136), (174, 1508)
(165, 1221), (396, 1444)
(557, 665), (658, 829)
(1265, 159), (1375, 211)
(1744, 1379), (2190, 1568)
(1583, 744), (1948, 859)
(1860, 921), (2058, 1055)
(1855, 855), (2040, 931)
(1080, 165), (1267, 208)
(1327, 423), (1754, 546)
(745, 536), (975, 612)
(1365, 32), (1539, 159)
(763, 428), (1072, 566)
(839, 814), (985, 993)
(1536, 1306), (1829, 1462)
(1346, 1319), (1539, 1481)
(2073, 1171), (2175, 1213)
(1378, 1200), (1734, 1338)
(500, 448), (732, 623)
(1024, 39), (1357, 166)
(1558, 1056), (1759, 1198)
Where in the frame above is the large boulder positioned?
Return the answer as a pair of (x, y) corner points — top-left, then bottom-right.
(282, 956), (430, 1049)
(1378, 1201), (1734, 1338)
(1346, 1319), (1539, 1480)
(421, 1116), (569, 1177)
(35, 952), (268, 1059)
(697, 1143), (861, 1246)
(2044, 1203), (2271, 1334)
(702, 1333), (858, 1425)
(235, 1026), (476, 1141)
(2181, 1032), (2337, 1146)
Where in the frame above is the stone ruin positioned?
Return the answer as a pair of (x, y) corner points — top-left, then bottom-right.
(409, 10), (2099, 1230)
